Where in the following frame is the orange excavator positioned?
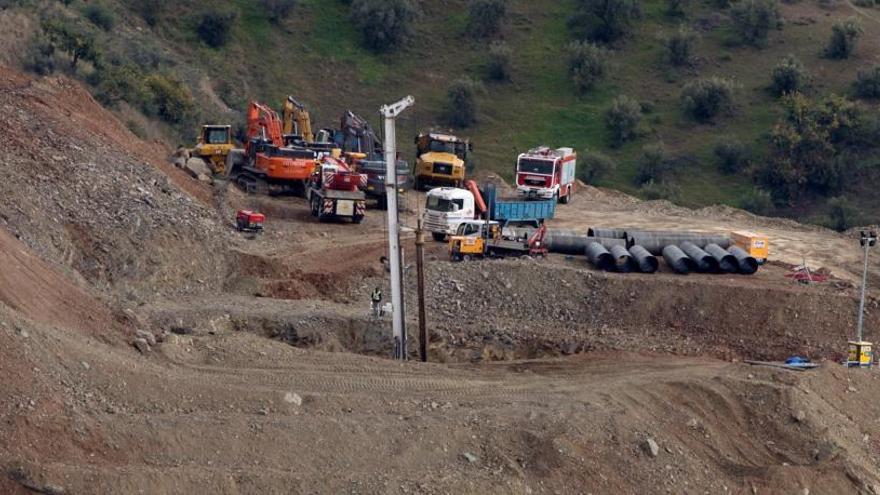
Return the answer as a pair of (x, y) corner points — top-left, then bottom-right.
(226, 101), (317, 195)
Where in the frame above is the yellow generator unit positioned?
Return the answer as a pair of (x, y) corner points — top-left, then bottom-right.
(193, 124), (234, 174)
(731, 231), (769, 264)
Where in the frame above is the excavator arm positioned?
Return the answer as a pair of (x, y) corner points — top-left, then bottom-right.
(282, 96), (314, 143)
(245, 101), (284, 153)
(338, 110), (383, 160)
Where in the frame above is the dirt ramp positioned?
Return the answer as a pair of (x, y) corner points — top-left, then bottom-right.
(0, 228), (117, 338)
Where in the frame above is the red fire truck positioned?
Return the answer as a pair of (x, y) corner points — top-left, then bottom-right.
(515, 146), (577, 203)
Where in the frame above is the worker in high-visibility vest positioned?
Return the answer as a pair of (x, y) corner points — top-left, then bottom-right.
(371, 287), (383, 318)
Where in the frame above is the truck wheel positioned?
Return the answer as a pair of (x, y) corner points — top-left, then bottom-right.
(377, 196), (388, 210)
(462, 254), (472, 262)
(353, 215), (364, 224)
(560, 186), (571, 204)
(431, 232), (446, 242)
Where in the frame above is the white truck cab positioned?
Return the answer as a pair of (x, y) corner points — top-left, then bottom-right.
(422, 187), (476, 241)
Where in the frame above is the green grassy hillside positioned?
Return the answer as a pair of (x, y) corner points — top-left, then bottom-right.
(6, 0), (880, 225)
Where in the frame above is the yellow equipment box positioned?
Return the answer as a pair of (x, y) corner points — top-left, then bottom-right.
(731, 231), (769, 264)
(847, 341), (873, 368)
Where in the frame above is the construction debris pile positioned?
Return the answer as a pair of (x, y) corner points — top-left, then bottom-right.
(544, 228), (766, 275)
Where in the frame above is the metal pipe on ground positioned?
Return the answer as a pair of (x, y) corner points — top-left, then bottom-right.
(662, 245), (697, 274)
(629, 245), (658, 273)
(545, 232), (625, 255)
(625, 232), (731, 254)
(587, 228), (627, 239)
(585, 242), (615, 271)
(727, 246), (758, 275)
(609, 245), (635, 273)
(680, 241), (719, 273)
(704, 243), (738, 273)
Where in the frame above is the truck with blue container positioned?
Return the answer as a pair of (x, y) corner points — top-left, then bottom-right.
(423, 180), (555, 241)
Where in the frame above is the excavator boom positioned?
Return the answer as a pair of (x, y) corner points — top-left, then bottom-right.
(246, 101), (283, 153)
(282, 96), (314, 143)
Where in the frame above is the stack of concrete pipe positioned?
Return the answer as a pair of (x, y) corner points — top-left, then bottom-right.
(544, 227), (759, 275)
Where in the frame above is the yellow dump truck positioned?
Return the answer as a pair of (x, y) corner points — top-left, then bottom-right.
(414, 132), (471, 190)
(192, 124), (234, 174)
(731, 231), (769, 264)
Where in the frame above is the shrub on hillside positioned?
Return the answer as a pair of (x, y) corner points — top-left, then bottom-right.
(468, 0), (506, 38)
(762, 93), (861, 201)
(260, 0), (297, 23)
(579, 151), (617, 184)
(825, 18), (863, 59)
(680, 77), (736, 122)
(144, 74), (196, 125)
(729, 0), (780, 47)
(635, 142), (676, 184)
(638, 179), (680, 201)
(662, 26), (696, 67)
(350, 0), (416, 53)
(604, 95), (642, 147)
(827, 196), (857, 231)
(739, 188), (774, 215)
(443, 78), (481, 128)
(486, 41), (512, 81)
(82, 4), (115, 31)
(567, 41), (609, 93)
(42, 17), (100, 69)
(770, 55), (808, 96)
(568, 0), (641, 44)
(89, 64), (149, 107)
(667, 0), (689, 17)
(853, 67), (880, 99)
(135, 0), (171, 27)
(24, 34), (57, 75)
(713, 138), (748, 174)
(197, 10), (237, 48)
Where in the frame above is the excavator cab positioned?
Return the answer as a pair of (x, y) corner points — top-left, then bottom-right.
(193, 125), (233, 173)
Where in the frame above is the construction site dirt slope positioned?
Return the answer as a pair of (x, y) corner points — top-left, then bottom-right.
(1, 67), (880, 494)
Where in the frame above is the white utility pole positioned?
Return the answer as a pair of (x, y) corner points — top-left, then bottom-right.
(856, 230), (877, 342)
(380, 96), (415, 360)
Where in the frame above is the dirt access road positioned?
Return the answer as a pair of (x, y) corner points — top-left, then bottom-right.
(3, 303), (880, 494)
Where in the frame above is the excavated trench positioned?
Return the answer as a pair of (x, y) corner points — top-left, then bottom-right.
(157, 249), (880, 363)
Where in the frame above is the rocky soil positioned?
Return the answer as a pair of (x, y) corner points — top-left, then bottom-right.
(1, 67), (880, 494)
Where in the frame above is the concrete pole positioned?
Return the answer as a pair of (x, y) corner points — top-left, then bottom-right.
(380, 96), (414, 360)
(857, 239), (870, 342)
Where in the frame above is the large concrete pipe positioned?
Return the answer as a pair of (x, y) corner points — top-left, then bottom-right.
(629, 245), (658, 273)
(662, 245), (697, 274)
(625, 231), (732, 254)
(680, 241), (719, 273)
(585, 242), (614, 271)
(609, 245), (635, 273)
(704, 243), (738, 273)
(587, 227), (627, 239)
(727, 246), (758, 275)
(545, 232), (625, 254)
